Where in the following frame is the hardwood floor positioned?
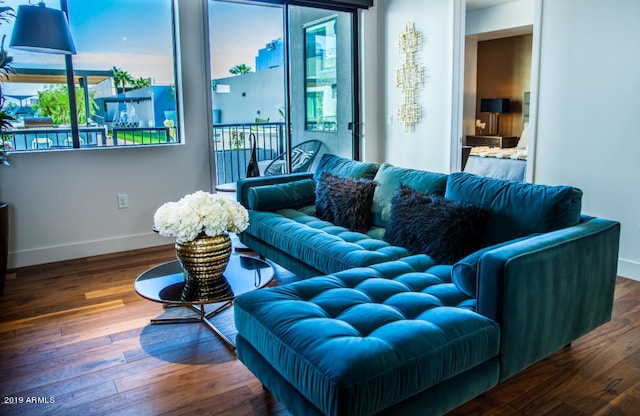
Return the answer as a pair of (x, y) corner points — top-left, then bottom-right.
(1, 245), (638, 415)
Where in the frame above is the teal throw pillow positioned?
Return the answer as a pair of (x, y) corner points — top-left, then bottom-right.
(247, 179), (316, 211)
(313, 153), (379, 182)
(372, 163), (448, 227)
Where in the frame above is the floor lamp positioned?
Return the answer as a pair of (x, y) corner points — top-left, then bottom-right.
(10, 1), (79, 147)
(480, 98), (510, 136)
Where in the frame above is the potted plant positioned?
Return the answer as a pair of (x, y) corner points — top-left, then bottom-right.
(0, 3), (15, 295)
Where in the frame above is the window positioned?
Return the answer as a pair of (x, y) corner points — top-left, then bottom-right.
(0, 0), (178, 151)
(305, 17), (337, 132)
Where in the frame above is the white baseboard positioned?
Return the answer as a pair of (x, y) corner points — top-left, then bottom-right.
(618, 258), (640, 282)
(8, 232), (169, 269)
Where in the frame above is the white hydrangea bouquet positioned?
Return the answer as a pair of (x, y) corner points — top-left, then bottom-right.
(153, 191), (249, 243)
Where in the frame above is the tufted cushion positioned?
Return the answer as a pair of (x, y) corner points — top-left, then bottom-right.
(315, 172), (377, 233)
(235, 256), (500, 416)
(313, 153), (379, 181)
(246, 209), (413, 275)
(247, 179), (316, 211)
(371, 163), (448, 227)
(445, 172), (583, 246)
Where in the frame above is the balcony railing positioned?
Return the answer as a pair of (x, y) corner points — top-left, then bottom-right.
(7, 127), (108, 150)
(4, 126), (176, 151)
(5, 121), (290, 186)
(212, 122), (285, 185)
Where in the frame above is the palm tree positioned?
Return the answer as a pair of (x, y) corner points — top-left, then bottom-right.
(229, 64), (252, 75)
(112, 66), (133, 94)
(131, 77), (151, 90)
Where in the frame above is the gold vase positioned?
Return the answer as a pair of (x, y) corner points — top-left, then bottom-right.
(175, 234), (234, 302)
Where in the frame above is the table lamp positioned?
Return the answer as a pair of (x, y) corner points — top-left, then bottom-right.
(480, 98), (510, 136)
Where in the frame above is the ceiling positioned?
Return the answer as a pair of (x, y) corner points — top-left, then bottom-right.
(465, 0), (533, 40)
(466, 0), (518, 10)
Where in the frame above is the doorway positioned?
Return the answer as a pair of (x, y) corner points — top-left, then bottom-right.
(456, 0), (541, 182)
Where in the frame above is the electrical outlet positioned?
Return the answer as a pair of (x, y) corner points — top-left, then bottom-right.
(118, 194), (128, 209)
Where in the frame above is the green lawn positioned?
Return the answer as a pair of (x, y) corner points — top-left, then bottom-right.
(113, 130), (176, 145)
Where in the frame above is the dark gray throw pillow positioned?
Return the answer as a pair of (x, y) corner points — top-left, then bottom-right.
(315, 172), (377, 233)
(384, 185), (488, 264)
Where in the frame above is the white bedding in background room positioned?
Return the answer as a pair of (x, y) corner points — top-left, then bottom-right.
(464, 115), (530, 182)
(464, 152), (527, 182)
(469, 146), (527, 160)
(464, 126), (528, 181)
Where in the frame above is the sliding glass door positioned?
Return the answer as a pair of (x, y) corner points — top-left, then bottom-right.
(287, 5), (355, 163)
(208, 1), (285, 184)
(208, 0), (356, 185)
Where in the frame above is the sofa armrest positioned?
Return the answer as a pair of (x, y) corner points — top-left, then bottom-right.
(236, 173), (314, 208)
(476, 218), (620, 381)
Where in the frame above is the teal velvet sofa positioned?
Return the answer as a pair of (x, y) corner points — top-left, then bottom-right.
(233, 154), (620, 415)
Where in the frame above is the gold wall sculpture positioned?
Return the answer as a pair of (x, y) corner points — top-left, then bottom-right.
(396, 22), (424, 132)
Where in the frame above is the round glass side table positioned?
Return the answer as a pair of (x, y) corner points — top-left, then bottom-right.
(134, 255), (274, 348)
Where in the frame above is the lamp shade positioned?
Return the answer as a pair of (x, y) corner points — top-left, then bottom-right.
(9, 3), (76, 55)
(480, 98), (510, 113)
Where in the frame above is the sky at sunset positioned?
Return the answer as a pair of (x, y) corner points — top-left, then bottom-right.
(209, 1), (282, 79)
(1, 0), (282, 99)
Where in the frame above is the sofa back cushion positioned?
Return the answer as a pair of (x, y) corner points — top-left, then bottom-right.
(313, 153), (379, 181)
(371, 163), (448, 227)
(445, 172), (583, 246)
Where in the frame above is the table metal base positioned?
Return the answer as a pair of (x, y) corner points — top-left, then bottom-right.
(150, 301), (235, 349)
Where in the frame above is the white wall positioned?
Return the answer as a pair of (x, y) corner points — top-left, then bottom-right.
(375, 0), (456, 173)
(462, 39), (478, 137)
(534, 0), (640, 280)
(0, 0), (213, 268)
